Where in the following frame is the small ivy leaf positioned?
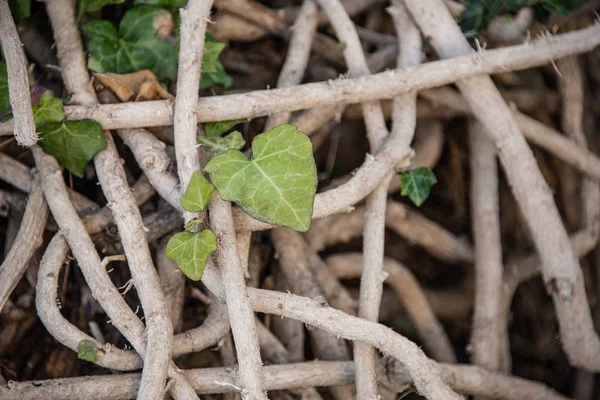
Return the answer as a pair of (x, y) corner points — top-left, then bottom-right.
(78, 340), (98, 362)
(180, 170), (215, 212)
(202, 40), (226, 74)
(200, 60), (232, 89)
(0, 62), (9, 116)
(9, 0), (31, 23)
(458, 0), (503, 36)
(134, 0), (188, 7)
(198, 131), (245, 154)
(400, 167), (437, 207)
(204, 124), (317, 232)
(83, 7), (179, 82)
(32, 92), (64, 127)
(78, 0), (125, 18)
(38, 120), (107, 178)
(166, 230), (217, 281)
(205, 119), (245, 137)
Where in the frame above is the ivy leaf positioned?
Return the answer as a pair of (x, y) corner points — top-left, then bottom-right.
(0, 62), (9, 116)
(400, 167), (437, 207)
(166, 230), (217, 281)
(205, 119), (245, 137)
(134, 0), (188, 7)
(458, 0), (503, 36)
(202, 40), (226, 74)
(38, 120), (107, 178)
(204, 124), (317, 232)
(198, 131), (245, 154)
(180, 170), (215, 212)
(83, 7), (178, 82)
(78, 0), (125, 18)
(200, 34), (232, 89)
(9, 0), (30, 23)
(200, 60), (232, 89)
(78, 340), (98, 362)
(32, 92), (64, 127)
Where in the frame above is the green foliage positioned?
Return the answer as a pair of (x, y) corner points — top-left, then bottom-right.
(83, 6), (179, 82)
(134, 0), (188, 7)
(9, 0), (30, 23)
(78, 340), (98, 362)
(201, 41), (225, 75)
(541, 0), (588, 15)
(400, 167), (437, 207)
(32, 92), (64, 126)
(83, 8), (232, 87)
(200, 61), (233, 89)
(0, 62), (9, 116)
(204, 124), (317, 232)
(180, 171), (215, 212)
(459, 0), (504, 35)
(198, 131), (245, 154)
(205, 119), (245, 137)
(200, 34), (232, 89)
(38, 120), (107, 178)
(166, 230), (217, 280)
(78, 0), (125, 18)
(459, 0), (589, 35)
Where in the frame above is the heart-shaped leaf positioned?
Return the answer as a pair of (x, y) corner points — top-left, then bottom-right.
(180, 170), (215, 212)
(83, 7), (178, 82)
(166, 230), (217, 281)
(205, 119), (245, 137)
(204, 124), (317, 232)
(32, 92), (64, 127)
(200, 60), (232, 89)
(78, 0), (126, 18)
(400, 167), (437, 207)
(38, 120), (107, 178)
(198, 131), (245, 154)
(78, 340), (98, 362)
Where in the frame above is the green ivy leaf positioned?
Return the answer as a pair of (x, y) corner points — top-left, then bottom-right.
(458, 0), (503, 36)
(202, 40), (226, 74)
(38, 120), (107, 178)
(32, 92), (64, 127)
(78, 0), (125, 18)
(78, 340), (98, 362)
(400, 167), (437, 207)
(0, 62), (9, 115)
(9, 0), (30, 23)
(180, 170), (215, 212)
(83, 6), (178, 82)
(200, 60), (232, 89)
(134, 0), (188, 7)
(198, 131), (245, 154)
(166, 230), (217, 281)
(200, 34), (232, 89)
(204, 124), (317, 232)
(205, 119), (245, 137)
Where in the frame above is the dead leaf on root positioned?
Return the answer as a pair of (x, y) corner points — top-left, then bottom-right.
(94, 69), (174, 102)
